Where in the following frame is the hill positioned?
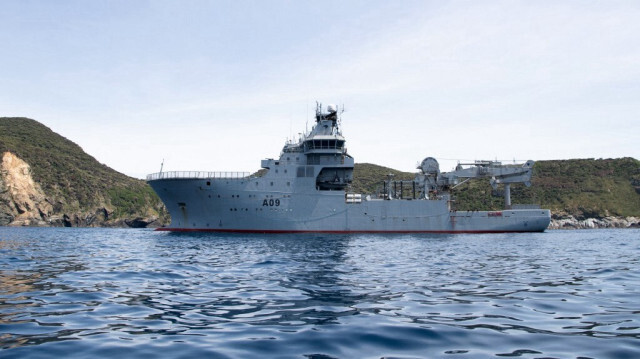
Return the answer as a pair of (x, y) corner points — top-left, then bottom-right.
(352, 159), (640, 220)
(0, 117), (168, 227)
(2, 116), (638, 228)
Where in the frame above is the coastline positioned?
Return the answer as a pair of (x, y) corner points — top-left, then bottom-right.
(549, 216), (640, 230)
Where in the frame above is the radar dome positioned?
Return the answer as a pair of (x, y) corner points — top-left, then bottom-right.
(327, 104), (337, 113)
(420, 157), (440, 175)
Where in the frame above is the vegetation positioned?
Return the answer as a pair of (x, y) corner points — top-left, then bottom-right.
(515, 158), (640, 218)
(0, 117), (168, 225)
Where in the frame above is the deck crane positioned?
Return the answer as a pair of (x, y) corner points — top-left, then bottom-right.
(414, 157), (535, 209)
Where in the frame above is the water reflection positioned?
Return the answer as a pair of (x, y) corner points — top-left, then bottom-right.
(1, 235), (90, 349)
(144, 233), (365, 328)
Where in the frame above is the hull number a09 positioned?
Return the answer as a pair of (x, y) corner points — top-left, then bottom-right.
(263, 199), (281, 207)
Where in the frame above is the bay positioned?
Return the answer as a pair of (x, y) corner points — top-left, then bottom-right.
(1, 227), (639, 358)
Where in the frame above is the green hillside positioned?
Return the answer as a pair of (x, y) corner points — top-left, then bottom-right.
(352, 159), (640, 218)
(0, 117), (167, 226)
(2, 116), (638, 227)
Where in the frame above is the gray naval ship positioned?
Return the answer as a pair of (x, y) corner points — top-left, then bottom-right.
(147, 104), (550, 233)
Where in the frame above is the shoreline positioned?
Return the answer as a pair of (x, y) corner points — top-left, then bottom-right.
(549, 216), (640, 230)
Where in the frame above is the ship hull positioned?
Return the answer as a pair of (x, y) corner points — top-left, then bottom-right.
(149, 178), (551, 234)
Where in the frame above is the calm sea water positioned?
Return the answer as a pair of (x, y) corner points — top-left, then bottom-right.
(1, 228), (639, 359)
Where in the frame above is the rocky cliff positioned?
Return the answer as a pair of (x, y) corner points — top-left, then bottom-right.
(0, 117), (168, 227)
(0, 152), (52, 225)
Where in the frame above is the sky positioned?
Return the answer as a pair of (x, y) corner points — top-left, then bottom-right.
(1, 0), (639, 178)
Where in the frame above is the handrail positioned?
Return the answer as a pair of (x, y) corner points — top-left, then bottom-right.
(146, 171), (252, 181)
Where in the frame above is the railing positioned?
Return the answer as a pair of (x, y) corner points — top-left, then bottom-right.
(146, 171), (251, 181)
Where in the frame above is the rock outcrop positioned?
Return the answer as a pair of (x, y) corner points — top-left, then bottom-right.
(550, 215), (640, 229)
(0, 152), (53, 226)
(0, 151), (164, 228)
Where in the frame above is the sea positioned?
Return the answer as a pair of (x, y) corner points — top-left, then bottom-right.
(1, 228), (639, 359)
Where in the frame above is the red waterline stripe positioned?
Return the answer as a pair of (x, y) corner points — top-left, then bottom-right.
(154, 228), (544, 234)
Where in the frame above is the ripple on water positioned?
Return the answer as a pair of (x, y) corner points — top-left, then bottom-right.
(1, 228), (639, 358)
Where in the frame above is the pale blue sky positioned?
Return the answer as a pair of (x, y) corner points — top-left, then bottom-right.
(2, 0), (639, 178)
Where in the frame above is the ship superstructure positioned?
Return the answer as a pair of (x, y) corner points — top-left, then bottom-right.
(147, 104), (550, 233)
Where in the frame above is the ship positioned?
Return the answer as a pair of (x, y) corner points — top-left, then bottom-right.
(147, 104), (551, 233)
